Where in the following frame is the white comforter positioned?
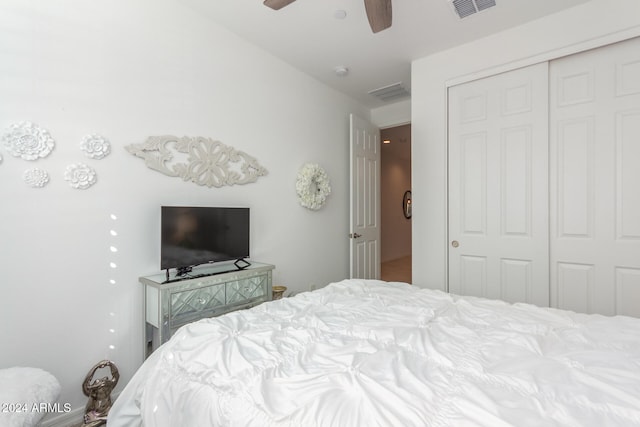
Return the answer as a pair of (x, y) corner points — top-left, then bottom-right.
(108, 279), (640, 427)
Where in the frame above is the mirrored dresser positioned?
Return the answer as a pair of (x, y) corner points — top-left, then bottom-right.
(140, 262), (274, 358)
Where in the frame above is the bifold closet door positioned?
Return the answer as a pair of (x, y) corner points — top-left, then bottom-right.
(448, 62), (549, 306)
(550, 36), (640, 317)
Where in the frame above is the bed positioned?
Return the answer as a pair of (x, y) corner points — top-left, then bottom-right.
(107, 279), (640, 426)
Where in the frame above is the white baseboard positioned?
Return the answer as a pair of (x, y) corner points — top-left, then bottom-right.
(40, 389), (123, 427)
(39, 407), (84, 427)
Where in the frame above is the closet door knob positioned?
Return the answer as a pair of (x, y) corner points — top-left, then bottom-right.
(451, 240), (459, 248)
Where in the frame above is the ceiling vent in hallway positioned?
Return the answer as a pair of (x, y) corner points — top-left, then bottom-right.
(450, 0), (496, 19)
(368, 82), (411, 103)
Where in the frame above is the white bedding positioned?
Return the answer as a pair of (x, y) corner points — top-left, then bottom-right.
(108, 279), (640, 426)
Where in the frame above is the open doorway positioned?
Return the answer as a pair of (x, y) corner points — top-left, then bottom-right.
(380, 123), (412, 283)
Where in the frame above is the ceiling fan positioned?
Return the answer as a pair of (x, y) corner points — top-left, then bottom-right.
(263, 0), (392, 33)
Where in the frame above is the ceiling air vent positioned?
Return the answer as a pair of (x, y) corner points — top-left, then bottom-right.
(368, 82), (411, 103)
(450, 0), (496, 19)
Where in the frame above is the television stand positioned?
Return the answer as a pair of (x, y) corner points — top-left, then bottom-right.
(141, 262), (275, 358)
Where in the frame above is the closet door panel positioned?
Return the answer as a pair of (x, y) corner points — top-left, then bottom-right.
(501, 126), (532, 236)
(500, 258), (532, 304)
(550, 36), (640, 317)
(616, 268), (640, 317)
(555, 117), (594, 238)
(460, 132), (487, 235)
(616, 59), (640, 96)
(617, 110), (640, 239)
(448, 62), (549, 306)
(557, 262), (594, 313)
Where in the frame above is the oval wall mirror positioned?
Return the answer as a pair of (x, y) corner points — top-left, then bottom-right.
(402, 190), (412, 219)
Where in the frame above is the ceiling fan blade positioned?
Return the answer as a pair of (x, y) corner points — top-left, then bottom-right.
(263, 0), (297, 10)
(363, 0), (392, 33)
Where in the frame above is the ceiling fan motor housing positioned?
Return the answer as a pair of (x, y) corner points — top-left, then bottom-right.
(264, 0), (393, 34)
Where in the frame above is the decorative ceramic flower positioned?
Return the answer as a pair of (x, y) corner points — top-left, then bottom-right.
(1, 121), (55, 160)
(295, 163), (331, 210)
(23, 168), (50, 188)
(64, 163), (97, 189)
(80, 134), (111, 159)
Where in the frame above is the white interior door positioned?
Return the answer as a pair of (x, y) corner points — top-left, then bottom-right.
(350, 114), (381, 279)
(550, 36), (640, 317)
(448, 63), (550, 306)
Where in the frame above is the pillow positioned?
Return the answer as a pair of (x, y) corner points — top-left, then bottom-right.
(0, 367), (61, 427)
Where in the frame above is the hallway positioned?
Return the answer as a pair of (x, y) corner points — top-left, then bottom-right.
(381, 255), (411, 284)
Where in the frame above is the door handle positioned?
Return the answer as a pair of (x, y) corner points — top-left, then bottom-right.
(451, 240), (459, 248)
(350, 233), (362, 239)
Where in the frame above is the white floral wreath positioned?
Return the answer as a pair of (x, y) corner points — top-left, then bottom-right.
(295, 163), (331, 210)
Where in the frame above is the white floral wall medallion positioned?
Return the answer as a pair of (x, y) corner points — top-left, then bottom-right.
(125, 135), (268, 188)
(64, 163), (97, 189)
(2, 121), (55, 160)
(295, 163), (331, 210)
(23, 168), (50, 188)
(80, 134), (111, 159)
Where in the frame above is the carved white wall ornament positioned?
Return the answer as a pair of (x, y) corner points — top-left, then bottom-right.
(125, 135), (268, 188)
(81, 134), (111, 159)
(23, 168), (50, 188)
(64, 163), (97, 189)
(2, 121), (55, 160)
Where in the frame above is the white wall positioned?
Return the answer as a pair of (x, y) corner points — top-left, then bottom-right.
(412, 0), (640, 291)
(371, 99), (410, 129)
(0, 0), (368, 422)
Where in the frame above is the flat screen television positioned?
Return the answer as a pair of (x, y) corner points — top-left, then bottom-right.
(161, 206), (250, 276)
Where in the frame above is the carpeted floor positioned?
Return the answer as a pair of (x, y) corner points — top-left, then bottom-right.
(381, 255), (411, 284)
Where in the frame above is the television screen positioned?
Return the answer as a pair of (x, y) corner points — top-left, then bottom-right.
(161, 206), (250, 272)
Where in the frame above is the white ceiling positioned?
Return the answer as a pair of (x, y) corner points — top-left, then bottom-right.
(177, 0), (590, 108)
